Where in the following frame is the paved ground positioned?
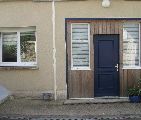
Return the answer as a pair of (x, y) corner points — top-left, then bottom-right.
(0, 98), (141, 119)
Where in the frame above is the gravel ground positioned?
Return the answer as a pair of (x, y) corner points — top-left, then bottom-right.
(0, 98), (141, 120)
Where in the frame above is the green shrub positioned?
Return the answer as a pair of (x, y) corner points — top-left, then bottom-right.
(128, 79), (141, 96)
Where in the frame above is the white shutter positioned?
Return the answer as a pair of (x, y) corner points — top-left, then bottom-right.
(123, 23), (140, 67)
(71, 23), (90, 70)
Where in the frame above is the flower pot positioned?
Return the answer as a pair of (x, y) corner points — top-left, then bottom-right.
(129, 96), (141, 103)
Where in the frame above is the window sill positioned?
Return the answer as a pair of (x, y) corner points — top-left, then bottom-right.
(122, 67), (141, 70)
(71, 67), (91, 70)
(0, 66), (39, 70)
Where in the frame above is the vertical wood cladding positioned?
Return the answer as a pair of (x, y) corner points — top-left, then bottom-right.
(66, 20), (141, 98)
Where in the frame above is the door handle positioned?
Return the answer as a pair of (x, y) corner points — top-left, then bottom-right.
(115, 64), (119, 71)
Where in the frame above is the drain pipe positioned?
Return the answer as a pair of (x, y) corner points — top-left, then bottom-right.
(52, 0), (57, 100)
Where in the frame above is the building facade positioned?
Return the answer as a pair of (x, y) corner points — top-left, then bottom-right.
(0, 0), (141, 99)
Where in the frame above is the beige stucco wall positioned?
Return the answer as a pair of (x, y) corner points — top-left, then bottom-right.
(0, 0), (141, 99)
(0, 1), (54, 98)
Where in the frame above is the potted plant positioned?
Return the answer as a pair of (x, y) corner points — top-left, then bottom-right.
(128, 79), (141, 103)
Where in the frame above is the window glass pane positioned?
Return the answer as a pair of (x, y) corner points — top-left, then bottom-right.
(71, 24), (89, 68)
(2, 33), (17, 62)
(20, 31), (36, 62)
(123, 23), (139, 67)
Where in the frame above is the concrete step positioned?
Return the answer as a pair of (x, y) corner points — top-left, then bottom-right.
(64, 98), (129, 104)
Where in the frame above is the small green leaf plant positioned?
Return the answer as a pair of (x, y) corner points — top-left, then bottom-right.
(128, 79), (141, 96)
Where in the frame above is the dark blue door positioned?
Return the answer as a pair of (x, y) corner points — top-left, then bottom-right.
(94, 34), (119, 97)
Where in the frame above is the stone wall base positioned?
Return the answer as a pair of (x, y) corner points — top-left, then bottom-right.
(12, 90), (67, 100)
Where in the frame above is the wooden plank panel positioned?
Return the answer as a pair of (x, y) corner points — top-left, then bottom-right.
(82, 71), (93, 97)
(90, 22), (94, 97)
(98, 21), (103, 34)
(67, 20), (141, 98)
(70, 70), (93, 98)
(70, 71), (80, 98)
(88, 71), (94, 97)
(120, 69), (124, 96)
(123, 69), (128, 96)
(102, 21), (107, 34)
(94, 21), (99, 35)
(90, 22), (94, 70)
(80, 72), (88, 97)
(127, 70), (140, 88)
(78, 71), (83, 97)
(119, 21), (124, 96)
(110, 22), (115, 34)
(114, 22), (119, 34)
(66, 22), (72, 98)
(106, 21), (111, 34)
(67, 22), (71, 69)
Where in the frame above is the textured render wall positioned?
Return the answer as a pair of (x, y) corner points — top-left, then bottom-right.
(0, 1), (54, 98)
(55, 0), (141, 97)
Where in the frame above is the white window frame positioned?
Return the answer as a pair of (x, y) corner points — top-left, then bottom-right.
(123, 22), (141, 69)
(71, 23), (90, 70)
(0, 28), (37, 67)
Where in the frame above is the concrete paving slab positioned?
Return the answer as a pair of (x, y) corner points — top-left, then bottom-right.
(64, 98), (129, 104)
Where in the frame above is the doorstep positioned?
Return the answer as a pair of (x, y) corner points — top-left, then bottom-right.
(64, 97), (129, 104)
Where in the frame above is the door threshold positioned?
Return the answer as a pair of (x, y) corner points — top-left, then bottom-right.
(69, 97), (128, 100)
(95, 96), (120, 99)
(95, 97), (129, 99)
(64, 97), (129, 104)
(69, 98), (94, 100)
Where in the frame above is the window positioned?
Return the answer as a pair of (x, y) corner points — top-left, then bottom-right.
(71, 23), (90, 70)
(123, 23), (140, 68)
(0, 27), (37, 67)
